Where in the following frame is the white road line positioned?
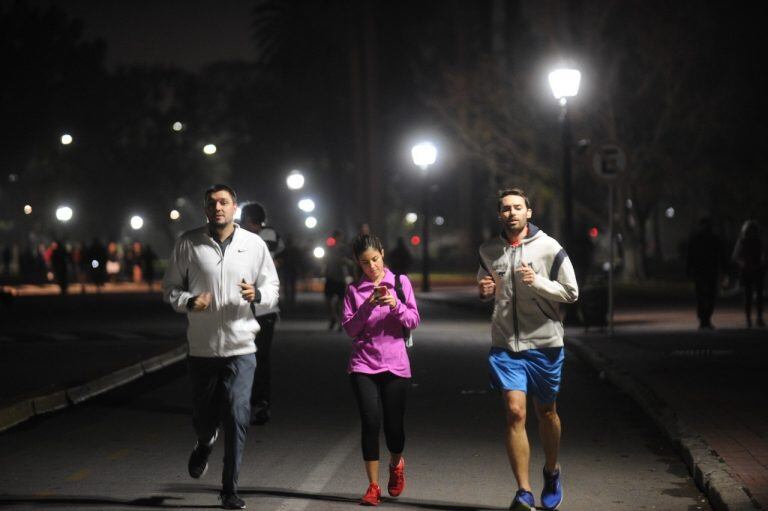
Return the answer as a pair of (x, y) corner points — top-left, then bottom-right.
(274, 430), (357, 511)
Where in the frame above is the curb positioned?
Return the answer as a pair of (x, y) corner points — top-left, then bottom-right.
(0, 344), (187, 433)
(568, 337), (759, 511)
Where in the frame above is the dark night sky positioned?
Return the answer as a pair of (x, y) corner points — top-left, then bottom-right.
(31, 0), (255, 70)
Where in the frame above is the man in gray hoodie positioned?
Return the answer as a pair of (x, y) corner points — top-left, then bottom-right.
(478, 188), (578, 511)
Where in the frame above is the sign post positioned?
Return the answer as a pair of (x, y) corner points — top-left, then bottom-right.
(591, 143), (628, 335)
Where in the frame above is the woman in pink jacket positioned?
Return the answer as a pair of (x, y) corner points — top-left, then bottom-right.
(342, 233), (420, 506)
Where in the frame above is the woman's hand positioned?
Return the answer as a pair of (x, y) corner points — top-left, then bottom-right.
(377, 290), (397, 309)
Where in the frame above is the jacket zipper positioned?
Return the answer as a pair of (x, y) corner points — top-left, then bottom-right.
(215, 240), (225, 356)
(510, 245), (520, 349)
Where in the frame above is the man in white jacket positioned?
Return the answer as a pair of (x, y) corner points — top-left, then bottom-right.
(478, 188), (578, 511)
(163, 184), (279, 510)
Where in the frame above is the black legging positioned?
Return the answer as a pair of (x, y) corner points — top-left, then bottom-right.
(350, 371), (409, 461)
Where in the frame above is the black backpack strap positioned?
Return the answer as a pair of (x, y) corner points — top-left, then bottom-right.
(394, 273), (405, 303)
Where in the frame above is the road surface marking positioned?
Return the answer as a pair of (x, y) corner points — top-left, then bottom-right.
(66, 469), (91, 481)
(275, 430), (357, 511)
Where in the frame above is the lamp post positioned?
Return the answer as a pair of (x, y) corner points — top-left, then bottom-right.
(411, 141), (437, 292)
(548, 67), (581, 245)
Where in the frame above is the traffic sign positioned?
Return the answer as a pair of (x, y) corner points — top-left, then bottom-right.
(592, 143), (627, 181)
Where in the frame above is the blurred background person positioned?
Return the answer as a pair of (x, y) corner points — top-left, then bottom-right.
(732, 219), (765, 328)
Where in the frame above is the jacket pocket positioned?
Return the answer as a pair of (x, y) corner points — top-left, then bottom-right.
(516, 297), (558, 341)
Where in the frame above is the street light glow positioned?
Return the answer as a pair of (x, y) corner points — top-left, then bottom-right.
(60, 133), (73, 145)
(130, 215), (144, 230)
(23, 205), (32, 215)
(170, 209), (180, 220)
(286, 171), (305, 190)
(203, 144), (217, 155)
(56, 206), (73, 222)
(305, 216), (318, 229)
(313, 247), (325, 259)
(298, 198), (315, 213)
(411, 141), (437, 169)
(405, 212), (418, 224)
(434, 216), (445, 226)
(665, 207), (675, 219)
(172, 121), (183, 132)
(548, 68), (581, 102)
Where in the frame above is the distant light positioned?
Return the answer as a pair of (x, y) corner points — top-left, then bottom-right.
(8, 173), (19, 183)
(203, 144), (217, 155)
(169, 209), (180, 220)
(298, 198), (315, 213)
(626, 199), (633, 209)
(548, 68), (581, 100)
(411, 141), (437, 169)
(172, 121), (183, 132)
(235, 207), (242, 221)
(602, 262), (611, 272)
(56, 206), (73, 222)
(175, 197), (187, 207)
(665, 207), (675, 219)
(286, 171), (305, 190)
(589, 227), (598, 238)
(23, 205), (32, 215)
(91, 260), (99, 269)
(305, 216), (318, 229)
(60, 133), (73, 145)
(130, 215), (144, 230)
(405, 212), (418, 224)
(326, 237), (337, 247)
(410, 235), (421, 246)
(313, 247), (325, 259)
(434, 216), (445, 226)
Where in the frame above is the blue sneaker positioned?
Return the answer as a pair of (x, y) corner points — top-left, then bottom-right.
(510, 489), (535, 511)
(540, 466), (563, 510)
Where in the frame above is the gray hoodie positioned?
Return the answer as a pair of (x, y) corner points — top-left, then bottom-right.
(477, 223), (578, 352)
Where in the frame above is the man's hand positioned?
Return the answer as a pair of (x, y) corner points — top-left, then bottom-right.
(516, 261), (536, 286)
(189, 292), (212, 311)
(479, 275), (496, 298)
(239, 279), (257, 302)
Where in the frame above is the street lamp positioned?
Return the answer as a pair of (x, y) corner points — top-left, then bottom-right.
(298, 198), (315, 213)
(548, 67), (581, 245)
(60, 134), (73, 145)
(286, 170), (305, 190)
(411, 141), (437, 292)
(203, 144), (217, 155)
(130, 215), (144, 230)
(55, 206), (73, 223)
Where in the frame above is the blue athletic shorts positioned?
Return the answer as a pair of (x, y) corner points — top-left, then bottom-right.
(488, 346), (565, 404)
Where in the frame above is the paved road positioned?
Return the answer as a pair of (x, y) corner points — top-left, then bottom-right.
(0, 296), (710, 510)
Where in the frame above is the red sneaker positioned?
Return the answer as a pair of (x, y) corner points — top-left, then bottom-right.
(388, 458), (406, 497)
(360, 483), (381, 506)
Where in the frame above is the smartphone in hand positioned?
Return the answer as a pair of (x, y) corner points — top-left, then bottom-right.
(374, 285), (387, 299)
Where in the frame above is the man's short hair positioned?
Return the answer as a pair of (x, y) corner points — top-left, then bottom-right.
(241, 202), (266, 225)
(497, 188), (530, 210)
(204, 184), (237, 204)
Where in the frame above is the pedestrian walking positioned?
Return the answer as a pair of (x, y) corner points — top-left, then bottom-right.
(240, 202), (283, 425)
(686, 217), (726, 329)
(387, 237), (413, 276)
(477, 188), (578, 511)
(732, 219), (765, 328)
(324, 229), (353, 331)
(162, 184), (279, 510)
(342, 233), (420, 506)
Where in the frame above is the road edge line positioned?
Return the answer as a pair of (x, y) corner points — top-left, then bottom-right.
(0, 344), (187, 433)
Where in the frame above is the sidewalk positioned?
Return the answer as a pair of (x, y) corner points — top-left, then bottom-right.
(420, 286), (765, 511)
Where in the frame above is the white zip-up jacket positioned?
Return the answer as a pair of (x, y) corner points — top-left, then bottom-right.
(478, 223), (578, 352)
(162, 225), (280, 357)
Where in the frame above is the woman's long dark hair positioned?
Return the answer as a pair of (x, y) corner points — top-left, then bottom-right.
(351, 233), (384, 260)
